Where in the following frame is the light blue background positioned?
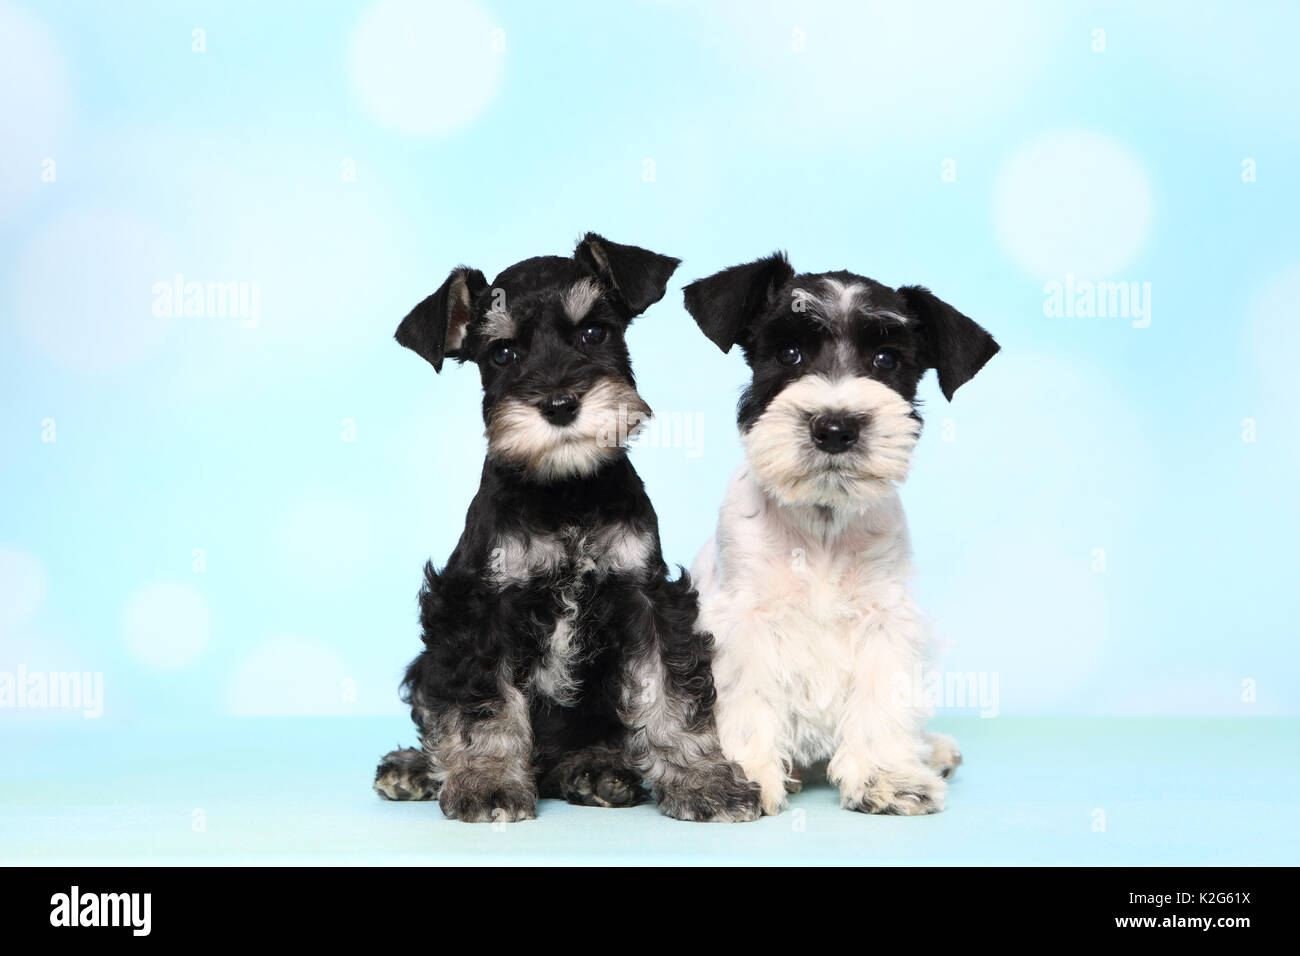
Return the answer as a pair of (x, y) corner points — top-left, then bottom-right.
(3, 0), (1297, 734)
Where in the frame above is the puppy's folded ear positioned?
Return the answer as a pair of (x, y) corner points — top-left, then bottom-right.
(682, 253), (794, 354)
(898, 285), (999, 401)
(395, 266), (488, 371)
(574, 232), (680, 318)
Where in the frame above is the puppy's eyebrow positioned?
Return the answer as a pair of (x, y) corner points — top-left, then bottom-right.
(562, 277), (604, 324)
(481, 295), (516, 342)
(794, 279), (885, 331)
(820, 278), (867, 316)
(789, 288), (835, 330)
(857, 309), (911, 327)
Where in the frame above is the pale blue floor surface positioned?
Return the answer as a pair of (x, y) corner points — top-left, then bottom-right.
(2, 717), (1297, 865)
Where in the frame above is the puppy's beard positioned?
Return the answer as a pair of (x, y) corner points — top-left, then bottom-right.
(742, 375), (920, 510)
(487, 378), (652, 481)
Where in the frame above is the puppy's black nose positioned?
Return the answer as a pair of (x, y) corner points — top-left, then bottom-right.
(810, 415), (859, 454)
(540, 392), (580, 426)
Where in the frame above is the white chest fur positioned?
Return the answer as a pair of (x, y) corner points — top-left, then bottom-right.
(693, 467), (922, 765)
(490, 523), (654, 584)
(490, 522), (657, 706)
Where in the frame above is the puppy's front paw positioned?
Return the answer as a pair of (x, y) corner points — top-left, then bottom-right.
(924, 732), (963, 779)
(657, 763), (762, 823)
(841, 768), (947, 816)
(438, 781), (537, 823)
(559, 753), (647, 808)
(746, 763), (789, 816)
(374, 748), (439, 801)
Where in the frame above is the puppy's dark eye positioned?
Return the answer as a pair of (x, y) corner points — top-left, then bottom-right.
(777, 345), (802, 367)
(490, 344), (516, 367)
(579, 325), (606, 346)
(872, 349), (899, 371)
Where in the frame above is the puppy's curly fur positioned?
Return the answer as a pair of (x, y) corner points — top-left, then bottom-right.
(684, 257), (997, 816)
(375, 234), (759, 823)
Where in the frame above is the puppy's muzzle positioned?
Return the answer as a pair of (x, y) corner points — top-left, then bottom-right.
(540, 391), (580, 427)
(809, 413), (865, 455)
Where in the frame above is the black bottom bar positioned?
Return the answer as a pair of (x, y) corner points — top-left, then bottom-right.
(2, 865), (1284, 941)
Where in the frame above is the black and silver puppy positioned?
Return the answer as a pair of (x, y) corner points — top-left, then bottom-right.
(375, 233), (760, 823)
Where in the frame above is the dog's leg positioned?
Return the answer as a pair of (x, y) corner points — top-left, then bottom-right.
(923, 731), (963, 779)
(374, 747), (440, 801)
(829, 597), (947, 815)
(707, 605), (794, 816)
(414, 673), (538, 824)
(621, 648), (760, 822)
(617, 582), (760, 822)
(539, 743), (647, 808)
(396, 563), (539, 823)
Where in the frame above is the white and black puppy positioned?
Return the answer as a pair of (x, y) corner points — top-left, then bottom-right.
(683, 254), (998, 817)
(375, 234), (759, 824)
